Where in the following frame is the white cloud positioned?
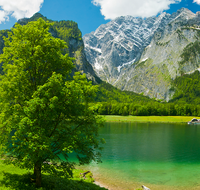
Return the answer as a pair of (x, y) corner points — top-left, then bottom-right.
(193, 0), (200, 5)
(0, 0), (44, 23)
(0, 10), (8, 23)
(92, 0), (182, 20)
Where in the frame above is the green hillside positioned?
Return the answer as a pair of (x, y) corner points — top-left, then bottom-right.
(95, 81), (154, 103)
(17, 13), (83, 55)
(1, 13), (200, 110)
(0, 13), (157, 105)
(170, 70), (200, 104)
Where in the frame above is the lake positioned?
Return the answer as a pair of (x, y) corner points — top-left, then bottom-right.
(80, 122), (200, 190)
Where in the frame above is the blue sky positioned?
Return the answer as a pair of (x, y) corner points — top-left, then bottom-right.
(0, 0), (200, 36)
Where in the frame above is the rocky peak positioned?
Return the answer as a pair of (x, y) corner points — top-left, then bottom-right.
(1, 13), (100, 84)
(83, 10), (173, 82)
(83, 8), (200, 100)
(169, 8), (196, 25)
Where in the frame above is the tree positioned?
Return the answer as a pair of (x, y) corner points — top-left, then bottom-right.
(0, 18), (104, 188)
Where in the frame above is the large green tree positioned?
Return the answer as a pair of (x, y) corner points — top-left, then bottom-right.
(0, 18), (104, 187)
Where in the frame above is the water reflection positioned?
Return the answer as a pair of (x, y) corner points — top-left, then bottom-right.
(89, 122), (200, 188)
(100, 122), (200, 163)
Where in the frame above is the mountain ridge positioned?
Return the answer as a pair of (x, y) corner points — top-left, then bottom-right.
(83, 8), (200, 101)
(0, 13), (155, 104)
(0, 13), (101, 84)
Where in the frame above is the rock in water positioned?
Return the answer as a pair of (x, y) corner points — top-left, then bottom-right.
(142, 185), (151, 190)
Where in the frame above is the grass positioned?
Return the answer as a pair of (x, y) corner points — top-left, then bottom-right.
(0, 160), (108, 190)
(103, 115), (200, 123)
(0, 116), (197, 190)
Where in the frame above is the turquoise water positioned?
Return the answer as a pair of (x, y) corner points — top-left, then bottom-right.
(82, 122), (200, 189)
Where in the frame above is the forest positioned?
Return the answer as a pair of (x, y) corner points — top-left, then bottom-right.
(95, 101), (200, 116)
(94, 70), (200, 116)
(1, 14), (200, 118)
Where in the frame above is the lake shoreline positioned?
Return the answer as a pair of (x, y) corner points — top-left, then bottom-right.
(103, 115), (200, 124)
(92, 121), (200, 190)
(94, 180), (110, 190)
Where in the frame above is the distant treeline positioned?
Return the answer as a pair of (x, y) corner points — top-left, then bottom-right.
(95, 80), (155, 103)
(95, 102), (200, 116)
(94, 69), (200, 117)
(170, 70), (200, 104)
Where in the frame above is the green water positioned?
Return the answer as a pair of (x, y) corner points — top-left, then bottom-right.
(84, 122), (200, 189)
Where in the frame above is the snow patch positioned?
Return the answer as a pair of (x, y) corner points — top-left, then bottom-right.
(186, 68), (200, 75)
(94, 59), (103, 71)
(120, 43), (131, 51)
(114, 35), (120, 42)
(85, 44), (102, 53)
(141, 57), (148, 62)
(117, 59), (135, 72)
(92, 47), (102, 53)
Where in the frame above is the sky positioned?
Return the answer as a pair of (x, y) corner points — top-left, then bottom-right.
(0, 0), (200, 36)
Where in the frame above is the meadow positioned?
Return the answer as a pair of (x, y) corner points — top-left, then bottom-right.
(104, 115), (199, 123)
(0, 160), (107, 190)
(0, 116), (197, 190)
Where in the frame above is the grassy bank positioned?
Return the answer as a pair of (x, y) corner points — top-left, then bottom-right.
(0, 160), (107, 190)
(104, 115), (200, 123)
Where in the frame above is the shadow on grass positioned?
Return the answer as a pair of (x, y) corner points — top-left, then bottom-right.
(0, 172), (108, 190)
(0, 172), (36, 190)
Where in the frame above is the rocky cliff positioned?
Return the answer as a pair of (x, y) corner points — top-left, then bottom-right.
(83, 8), (200, 101)
(0, 13), (100, 83)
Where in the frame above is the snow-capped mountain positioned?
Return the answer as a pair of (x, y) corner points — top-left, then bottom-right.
(83, 8), (200, 100)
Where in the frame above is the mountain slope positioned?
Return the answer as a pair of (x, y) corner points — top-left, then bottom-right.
(0, 13), (156, 104)
(1, 13), (100, 83)
(169, 70), (200, 104)
(83, 8), (200, 101)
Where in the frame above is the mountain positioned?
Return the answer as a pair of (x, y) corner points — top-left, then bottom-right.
(0, 13), (100, 83)
(0, 13), (155, 104)
(83, 8), (200, 101)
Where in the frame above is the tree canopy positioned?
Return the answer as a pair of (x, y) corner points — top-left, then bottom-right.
(0, 18), (104, 188)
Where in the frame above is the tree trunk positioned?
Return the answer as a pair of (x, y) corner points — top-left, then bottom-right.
(34, 161), (42, 188)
